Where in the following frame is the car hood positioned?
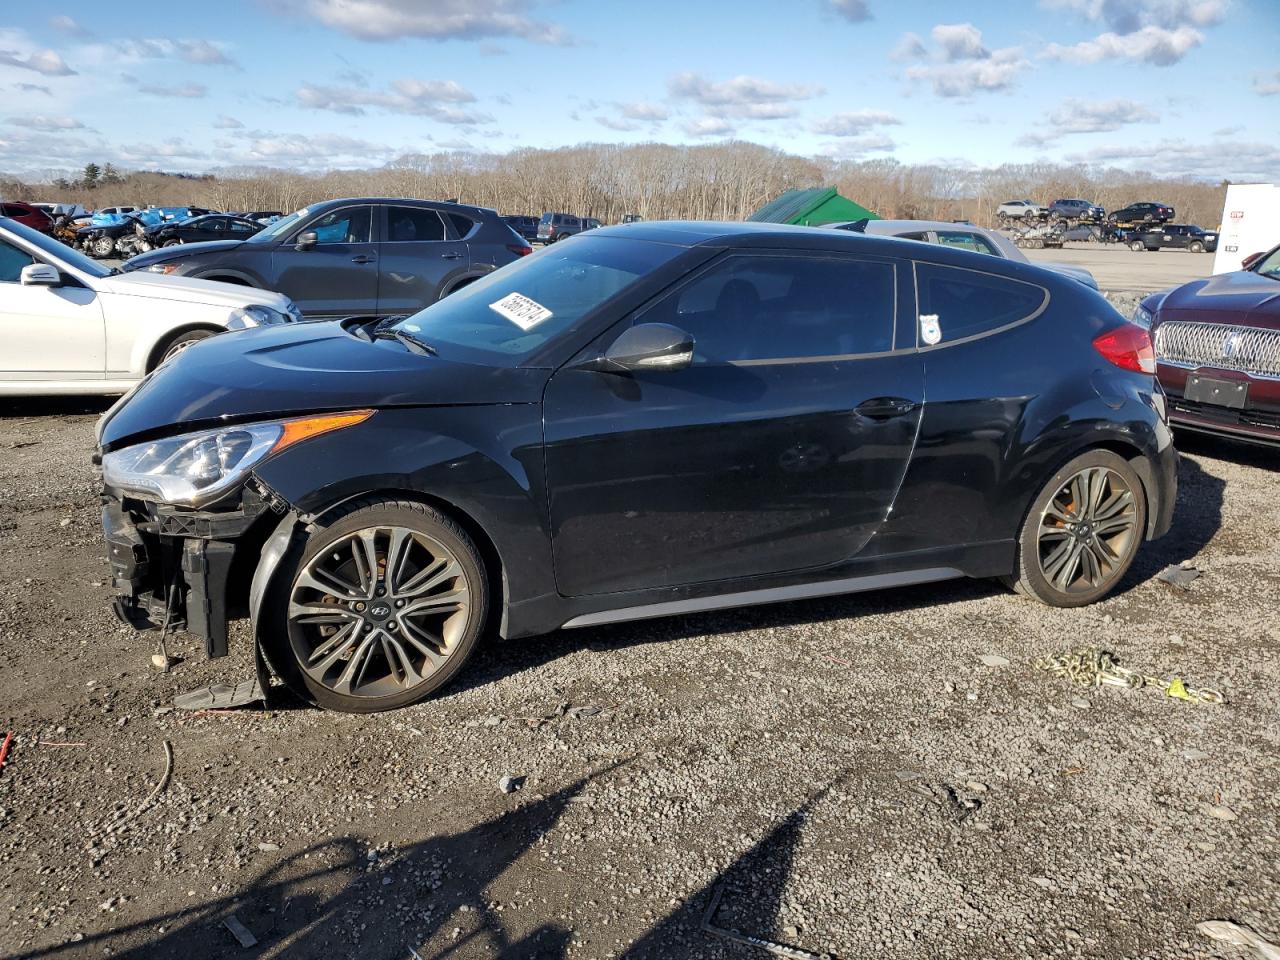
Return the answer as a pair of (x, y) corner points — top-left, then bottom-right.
(124, 239), (244, 269)
(95, 271), (293, 311)
(98, 320), (547, 449)
(1156, 270), (1280, 329)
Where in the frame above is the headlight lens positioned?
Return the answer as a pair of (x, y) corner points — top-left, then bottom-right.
(228, 304), (288, 329)
(146, 263), (181, 275)
(102, 410), (373, 506)
(1131, 304), (1154, 329)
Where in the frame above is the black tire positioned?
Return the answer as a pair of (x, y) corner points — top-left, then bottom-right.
(1189, 241), (1204, 253)
(1130, 240), (1146, 252)
(1004, 449), (1147, 607)
(263, 499), (488, 713)
(153, 328), (215, 368)
(162, 238), (182, 247)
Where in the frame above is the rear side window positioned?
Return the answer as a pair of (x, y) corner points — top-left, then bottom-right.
(934, 231), (997, 256)
(447, 213), (476, 238)
(915, 263), (1046, 346)
(386, 206), (446, 242)
(638, 254), (896, 363)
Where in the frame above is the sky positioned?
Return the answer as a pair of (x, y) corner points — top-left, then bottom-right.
(1, 0), (1278, 181)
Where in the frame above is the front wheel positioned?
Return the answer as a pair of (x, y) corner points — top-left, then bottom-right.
(91, 236), (115, 258)
(1005, 450), (1147, 607)
(1189, 241), (1204, 253)
(266, 500), (488, 713)
(162, 238), (182, 247)
(1130, 240), (1146, 252)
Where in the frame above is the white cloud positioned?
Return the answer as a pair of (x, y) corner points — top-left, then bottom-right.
(0, 47), (76, 76)
(1041, 0), (1227, 32)
(5, 114), (84, 131)
(890, 32), (927, 61)
(669, 72), (822, 127)
(906, 49), (1029, 97)
(119, 38), (238, 67)
(1043, 24), (1203, 65)
(13, 82), (53, 95)
(812, 109), (900, 136)
(214, 114), (244, 129)
(1254, 70), (1280, 96)
(816, 132), (897, 159)
(620, 101), (669, 122)
(682, 117), (737, 138)
(932, 23), (989, 61)
(293, 0), (573, 44)
(595, 116), (641, 132)
(828, 0), (872, 22)
(296, 78), (490, 123)
(49, 15), (91, 38)
(1015, 97), (1157, 146)
(1064, 136), (1279, 181)
(135, 81), (208, 98)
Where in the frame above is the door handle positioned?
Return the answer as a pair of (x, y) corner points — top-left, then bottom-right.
(441, 252), (464, 260)
(855, 397), (917, 420)
(351, 255), (376, 264)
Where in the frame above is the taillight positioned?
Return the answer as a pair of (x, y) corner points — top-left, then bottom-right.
(507, 244), (532, 257)
(1093, 325), (1156, 374)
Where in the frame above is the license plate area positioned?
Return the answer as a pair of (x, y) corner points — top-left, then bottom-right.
(1185, 374), (1247, 410)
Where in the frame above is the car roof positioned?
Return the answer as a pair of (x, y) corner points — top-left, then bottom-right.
(307, 196), (495, 216)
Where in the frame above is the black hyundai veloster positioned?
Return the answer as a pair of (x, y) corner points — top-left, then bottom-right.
(98, 222), (1176, 712)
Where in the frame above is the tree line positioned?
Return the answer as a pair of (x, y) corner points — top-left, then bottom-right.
(1, 142), (1232, 229)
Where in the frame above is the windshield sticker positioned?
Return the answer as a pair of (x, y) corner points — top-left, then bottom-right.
(490, 292), (553, 330)
(920, 313), (942, 345)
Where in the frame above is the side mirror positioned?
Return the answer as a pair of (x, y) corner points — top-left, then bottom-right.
(295, 231), (318, 251)
(1241, 251), (1264, 271)
(590, 322), (694, 374)
(20, 263), (61, 287)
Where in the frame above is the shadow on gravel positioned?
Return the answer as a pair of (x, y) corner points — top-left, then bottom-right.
(1175, 430), (1279, 472)
(619, 784), (830, 959)
(1122, 455), (1225, 589)
(19, 766), (629, 960)
(0, 396), (116, 418)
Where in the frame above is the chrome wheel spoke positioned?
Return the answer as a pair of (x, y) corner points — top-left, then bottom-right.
(288, 522), (471, 699)
(1036, 466), (1135, 595)
(1093, 489), (1133, 522)
(1093, 514), (1133, 537)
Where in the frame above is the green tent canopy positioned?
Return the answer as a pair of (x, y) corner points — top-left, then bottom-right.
(747, 187), (879, 226)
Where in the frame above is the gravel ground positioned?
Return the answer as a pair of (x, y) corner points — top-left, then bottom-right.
(1, 349), (1278, 959)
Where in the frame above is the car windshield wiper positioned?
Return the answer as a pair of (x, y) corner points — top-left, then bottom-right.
(374, 327), (436, 356)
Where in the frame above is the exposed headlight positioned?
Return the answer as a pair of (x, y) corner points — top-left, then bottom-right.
(102, 410), (373, 506)
(1132, 304), (1154, 329)
(285, 301), (304, 323)
(146, 263), (181, 275)
(227, 304), (288, 330)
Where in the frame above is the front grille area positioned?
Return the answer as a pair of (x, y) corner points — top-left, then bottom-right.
(1155, 321), (1280, 379)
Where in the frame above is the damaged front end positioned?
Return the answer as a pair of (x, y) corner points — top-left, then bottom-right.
(102, 478), (291, 658)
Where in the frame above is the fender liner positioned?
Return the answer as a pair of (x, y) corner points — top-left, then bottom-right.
(248, 509), (304, 668)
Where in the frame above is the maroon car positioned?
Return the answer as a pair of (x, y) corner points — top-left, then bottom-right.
(1139, 243), (1280, 445)
(0, 201), (53, 234)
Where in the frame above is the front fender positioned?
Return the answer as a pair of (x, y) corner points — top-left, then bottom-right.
(249, 404), (555, 630)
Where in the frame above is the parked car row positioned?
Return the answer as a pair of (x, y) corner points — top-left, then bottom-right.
(996, 198), (1177, 227)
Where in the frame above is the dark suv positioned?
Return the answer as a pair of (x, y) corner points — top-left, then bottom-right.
(503, 215), (539, 242)
(1048, 198), (1105, 222)
(537, 213), (601, 243)
(1129, 224), (1218, 253)
(123, 198), (532, 319)
(1110, 202), (1174, 226)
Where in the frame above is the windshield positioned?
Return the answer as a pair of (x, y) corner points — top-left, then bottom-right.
(1254, 247), (1280, 280)
(389, 236), (683, 365)
(246, 207), (308, 243)
(2, 217), (111, 278)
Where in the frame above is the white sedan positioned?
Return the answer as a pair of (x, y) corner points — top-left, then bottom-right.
(0, 217), (302, 395)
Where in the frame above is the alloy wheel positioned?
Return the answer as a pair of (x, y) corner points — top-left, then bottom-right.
(287, 525), (470, 698)
(1035, 466), (1138, 596)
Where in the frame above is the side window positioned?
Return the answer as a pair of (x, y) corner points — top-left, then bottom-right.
(896, 231), (930, 242)
(447, 213), (476, 238)
(935, 231), (997, 256)
(228, 220), (257, 234)
(206, 219), (227, 234)
(0, 238), (36, 283)
(386, 207), (446, 242)
(306, 206), (372, 244)
(567, 217), (580, 228)
(636, 255), (895, 363)
(916, 263), (1046, 345)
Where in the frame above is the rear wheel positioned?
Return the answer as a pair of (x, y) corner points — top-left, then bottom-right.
(1130, 240), (1146, 252)
(1005, 450), (1146, 607)
(267, 500), (488, 713)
